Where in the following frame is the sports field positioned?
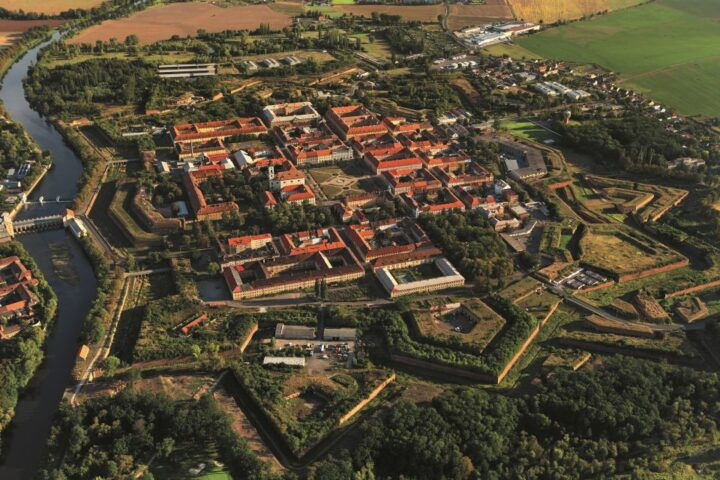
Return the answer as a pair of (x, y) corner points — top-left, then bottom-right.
(499, 0), (720, 116)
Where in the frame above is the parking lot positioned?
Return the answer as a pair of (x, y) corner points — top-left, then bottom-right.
(274, 339), (355, 374)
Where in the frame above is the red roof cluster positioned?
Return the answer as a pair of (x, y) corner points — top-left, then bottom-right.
(183, 167), (239, 220)
(172, 117), (267, 143)
(326, 105), (389, 139)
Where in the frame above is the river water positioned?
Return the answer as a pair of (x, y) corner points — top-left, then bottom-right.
(0, 37), (98, 479)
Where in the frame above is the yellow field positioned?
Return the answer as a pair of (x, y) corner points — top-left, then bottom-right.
(509, 0), (645, 23)
(0, 0), (105, 15)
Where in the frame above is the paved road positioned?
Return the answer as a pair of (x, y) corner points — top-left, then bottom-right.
(537, 277), (693, 332)
(78, 213), (123, 263)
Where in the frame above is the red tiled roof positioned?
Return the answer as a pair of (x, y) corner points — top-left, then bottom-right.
(228, 233), (272, 246)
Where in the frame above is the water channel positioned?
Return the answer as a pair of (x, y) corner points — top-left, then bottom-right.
(0, 36), (98, 480)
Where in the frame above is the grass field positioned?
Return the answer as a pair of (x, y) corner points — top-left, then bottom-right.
(505, 0), (720, 116)
(351, 33), (393, 60)
(334, 4), (444, 22)
(501, 120), (561, 143)
(43, 51), (197, 68)
(410, 297), (507, 353)
(580, 228), (683, 276)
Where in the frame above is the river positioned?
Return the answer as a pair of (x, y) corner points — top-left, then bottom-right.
(0, 37), (98, 479)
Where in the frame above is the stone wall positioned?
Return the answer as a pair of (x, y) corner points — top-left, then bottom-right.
(338, 373), (396, 425)
(616, 258), (689, 283)
(664, 278), (720, 299)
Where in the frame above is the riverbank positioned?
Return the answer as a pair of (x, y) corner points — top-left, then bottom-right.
(0, 36), (102, 480)
(0, 242), (57, 448)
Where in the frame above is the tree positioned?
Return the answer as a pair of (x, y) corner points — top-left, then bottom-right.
(190, 344), (202, 361)
(103, 356), (121, 377)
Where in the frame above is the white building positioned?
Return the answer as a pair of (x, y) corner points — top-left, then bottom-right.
(263, 356), (306, 367)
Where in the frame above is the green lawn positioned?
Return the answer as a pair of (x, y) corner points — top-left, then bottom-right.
(500, 120), (560, 143)
(508, 0), (720, 117)
(42, 51), (196, 68)
(199, 469), (232, 480)
(304, 4), (344, 18)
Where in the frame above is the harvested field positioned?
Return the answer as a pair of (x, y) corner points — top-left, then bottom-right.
(69, 3), (292, 45)
(0, 19), (65, 45)
(508, 0), (644, 23)
(448, 2), (514, 30)
(334, 4), (444, 22)
(0, 1), (102, 15)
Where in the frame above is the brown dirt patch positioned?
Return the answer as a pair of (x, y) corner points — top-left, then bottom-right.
(0, 0), (103, 15)
(282, 374), (341, 396)
(334, 4), (444, 22)
(450, 77), (482, 106)
(69, 2), (292, 45)
(400, 382), (443, 404)
(448, 1), (514, 30)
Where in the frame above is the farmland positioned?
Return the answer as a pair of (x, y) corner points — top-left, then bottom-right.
(503, 0), (720, 116)
(69, 2), (293, 45)
(508, 0), (645, 23)
(0, 0), (103, 15)
(0, 19), (65, 46)
(447, 2), (514, 30)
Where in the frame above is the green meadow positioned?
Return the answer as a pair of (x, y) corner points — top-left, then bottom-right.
(497, 0), (720, 117)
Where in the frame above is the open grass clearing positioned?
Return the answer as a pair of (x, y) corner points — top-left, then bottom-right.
(334, 4), (444, 22)
(152, 441), (230, 480)
(409, 296), (507, 353)
(501, 119), (561, 144)
(559, 323), (700, 358)
(580, 227), (684, 276)
(42, 51), (197, 69)
(350, 32), (393, 60)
